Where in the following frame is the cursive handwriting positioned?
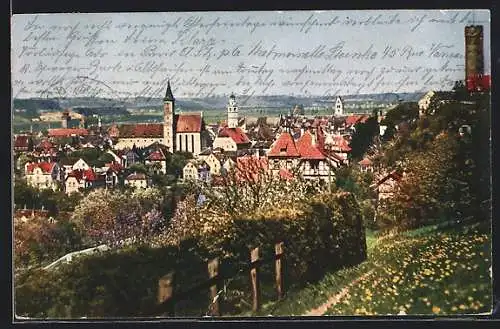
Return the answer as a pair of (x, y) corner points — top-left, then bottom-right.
(11, 10), (489, 99)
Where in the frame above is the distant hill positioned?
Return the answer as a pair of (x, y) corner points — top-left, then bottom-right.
(13, 92), (426, 112)
(13, 98), (61, 111)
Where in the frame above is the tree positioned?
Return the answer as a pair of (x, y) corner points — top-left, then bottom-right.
(71, 148), (104, 166)
(14, 179), (39, 209)
(167, 152), (193, 177)
(377, 133), (470, 230)
(349, 116), (379, 160)
(127, 163), (148, 175)
(161, 157), (325, 249)
(382, 102), (419, 126)
(16, 153), (33, 171)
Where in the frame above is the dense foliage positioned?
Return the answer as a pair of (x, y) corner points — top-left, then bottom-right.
(14, 180), (83, 216)
(70, 188), (166, 247)
(15, 165), (367, 317)
(371, 92), (490, 232)
(14, 218), (83, 270)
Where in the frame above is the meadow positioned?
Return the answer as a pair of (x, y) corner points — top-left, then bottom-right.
(259, 220), (492, 316)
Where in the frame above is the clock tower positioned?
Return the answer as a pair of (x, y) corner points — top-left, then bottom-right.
(163, 80), (175, 152)
(227, 93), (239, 128)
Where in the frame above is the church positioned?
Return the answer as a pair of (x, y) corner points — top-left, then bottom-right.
(111, 82), (211, 155)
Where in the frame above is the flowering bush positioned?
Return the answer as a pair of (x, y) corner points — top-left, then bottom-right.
(71, 188), (166, 247)
(14, 217), (83, 270)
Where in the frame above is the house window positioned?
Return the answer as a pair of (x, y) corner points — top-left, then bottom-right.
(191, 135), (195, 153)
(179, 135), (182, 151)
(185, 135), (188, 152)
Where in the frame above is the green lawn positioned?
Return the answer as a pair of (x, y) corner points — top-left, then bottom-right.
(259, 221), (492, 316)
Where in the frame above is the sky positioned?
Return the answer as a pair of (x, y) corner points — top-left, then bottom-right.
(11, 10), (491, 99)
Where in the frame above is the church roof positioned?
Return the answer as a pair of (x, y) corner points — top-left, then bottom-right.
(119, 124), (163, 138)
(48, 128), (89, 137)
(175, 114), (203, 133)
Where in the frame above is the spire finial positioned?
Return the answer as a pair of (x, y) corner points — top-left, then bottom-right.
(164, 80), (175, 102)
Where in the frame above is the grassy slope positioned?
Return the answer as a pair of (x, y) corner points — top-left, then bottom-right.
(258, 221), (491, 316)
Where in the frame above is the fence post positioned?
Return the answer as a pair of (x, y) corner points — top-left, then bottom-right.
(208, 258), (220, 316)
(250, 247), (261, 313)
(158, 271), (175, 316)
(275, 242), (284, 300)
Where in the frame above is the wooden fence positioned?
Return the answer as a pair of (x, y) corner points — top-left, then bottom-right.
(155, 242), (285, 317)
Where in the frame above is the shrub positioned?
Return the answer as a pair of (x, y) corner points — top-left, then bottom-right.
(15, 192), (366, 318)
(15, 239), (210, 318)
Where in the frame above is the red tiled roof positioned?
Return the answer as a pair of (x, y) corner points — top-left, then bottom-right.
(147, 149), (166, 161)
(26, 162), (56, 174)
(119, 124), (163, 138)
(332, 135), (352, 152)
(358, 158), (373, 166)
(82, 168), (98, 181)
(105, 162), (124, 173)
(37, 139), (53, 151)
(14, 135), (29, 149)
(67, 168), (104, 182)
(295, 131), (326, 160)
(48, 128), (89, 137)
(117, 114), (203, 137)
(219, 127), (251, 144)
(67, 170), (84, 182)
(345, 115), (363, 127)
(175, 113), (202, 133)
(267, 132), (300, 157)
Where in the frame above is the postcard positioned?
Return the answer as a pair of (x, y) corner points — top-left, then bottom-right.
(11, 9), (492, 320)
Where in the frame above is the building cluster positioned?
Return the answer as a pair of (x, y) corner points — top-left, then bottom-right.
(14, 82), (384, 196)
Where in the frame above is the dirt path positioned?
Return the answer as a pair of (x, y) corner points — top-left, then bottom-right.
(303, 269), (375, 316)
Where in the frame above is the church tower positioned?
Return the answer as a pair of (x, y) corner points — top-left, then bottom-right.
(334, 96), (344, 116)
(163, 80), (175, 152)
(227, 93), (239, 128)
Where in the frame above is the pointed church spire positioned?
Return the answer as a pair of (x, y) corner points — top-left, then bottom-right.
(164, 80), (175, 102)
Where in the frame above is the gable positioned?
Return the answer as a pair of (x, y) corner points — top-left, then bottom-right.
(175, 114), (202, 133)
(267, 132), (300, 157)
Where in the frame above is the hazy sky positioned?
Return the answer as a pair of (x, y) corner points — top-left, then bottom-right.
(11, 10), (491, 98)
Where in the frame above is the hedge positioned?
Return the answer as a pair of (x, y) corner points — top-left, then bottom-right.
(15, 192), (366, 318)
